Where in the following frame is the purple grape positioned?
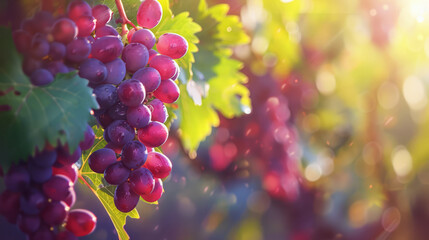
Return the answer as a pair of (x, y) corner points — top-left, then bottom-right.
(30, 224), (55, 240)
(136, 0), (163, 29)
(121, 141), (148, 169)
(121, 43), (149, 73)
(30, 68), (54, 86)
(117, 79), (146, 107)
(104, 162), (130, 185)
(75, 15), (96, 37)
(17, 214), (41, 234)
(20, 188), (46, 215)
(153, 78), (180, 103)
(56, 231), (78, 240)
(33, 11), (54, 34)
(103, 127), (111, 142)
(48, 42), (66, 60)
(127, 104), (151, 129)
(88, 148), (117, 173)
(79, 58), (108, 83)
(30, 33), (50, 59)
(57, 146), (81, 166)
(0, 190), (20, 223)
(91, 36), (124, 63)
(22, 57), (42, 76)
(21, 18), (37, 35)
(51, 18), (78, 44)
(137, 121), (168, 148)
(132, 67), (161, 92)
(93, 84), (118, 109)
(28, 162), (52, 184)
(95, 25), (119, 38)
(41, 201), (69, 226)
(108, 101), (128, 120)
(129, 168), (154, 195)
(157, 33), (188, 59)
(29, 149), (57, 168)
(149, 55), (177, 80)
(96, 111), (113, 128)
(67, 0), (92, 21)
(44, 61), (69, 76)
(141, 178), (163, 202)
(105, 58), (126, 85)
(131, 29), (156, 49)
(65, 209), (97, 237)
(42, 175), (73, 201)
(12, 30), (31, 53)
(92, 4), (113, 29)
(148, 99), (168, 123)
(79, 124), (95, 151)
(114, 182), (139, 213)
(66, 37), (91, 62)
(5, 164), (30, 192)
(106, 120), (135, 146)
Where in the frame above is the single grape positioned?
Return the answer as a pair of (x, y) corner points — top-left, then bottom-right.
(17, 214), (41, 234)
(148, 99), (168, 123)
(0, 190), (21, 223)
(91, 36), (124, 63)
(79, 124), (95, 151)
(29, 149), (57, 168)
(105, 58), (126, 85)
(132, 67), (161, 93)
(95, 25), (119, 38)
(92, 5), (113, 29)
(41, 200), (69, 226)
(96, 111), (114, 128)
(121, 43), (149, 73)
(48, 42), (66, 61)
(156, 33), (188, 59)
(75, 15), (96, 37)
(137, 0), (163, 29)
(153, 79), (180, 103)
(129, 167), (155, 195)
(31, 68), (54, 86)
(12, 30), (31, 53)
(114, 182), (139, 213)
(5, 164), (30, 192)
(65, 209), (97, 237)
(30, 225), (55, 240)
(22, 57), (42, 76)
(137, 121), (168, 148)
(67, 0), (92, 21)
(66, 37), (91, 62)
(149, 55), (177, 80)
(53, 164), (78, 183)
(56, 230), (78, 240)
(30, 33), (50, 59)
(144, 151), (172, 178)
(79, 58), (108, 83)
(93, 84), (118, 109)
(127, 104), (151, 129)
(121, 141), (148, 169)
(51, 18), (78, 44)
(117, 79), (146, 107)
(44, 61), (69, 76)
(108, 101), (128, 120)
(28, 162), (52, 183)
(57, 146), (81, 166)
(107, 120), (135, 146)
(131, 29), (156, 49)
(141, 178), (163, 202)
(19, 188), (46, 215)
(104, 162), (130, 185)
(42, 175), (73, 201)
(88, 148), (117, 173)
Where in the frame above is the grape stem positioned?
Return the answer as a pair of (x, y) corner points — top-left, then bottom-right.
(114, 0), (138, 32)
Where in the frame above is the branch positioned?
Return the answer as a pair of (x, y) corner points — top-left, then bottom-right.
(114, 0), (137, 33)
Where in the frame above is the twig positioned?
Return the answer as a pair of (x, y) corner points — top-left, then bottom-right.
(114, 0), (137, 32)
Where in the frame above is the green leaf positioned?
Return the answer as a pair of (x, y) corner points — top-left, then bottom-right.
(0, 27), (98, 167)
(80, 126), (139, 240)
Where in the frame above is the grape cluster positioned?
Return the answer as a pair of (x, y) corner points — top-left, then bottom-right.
(0, 125), (97, 240)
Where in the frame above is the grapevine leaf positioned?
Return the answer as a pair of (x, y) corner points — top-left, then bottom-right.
(80, 126), (139, 240)
(0, 27), (98, 168)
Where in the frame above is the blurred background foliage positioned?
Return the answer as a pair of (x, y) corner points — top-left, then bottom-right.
(2, 0), (429, 239)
